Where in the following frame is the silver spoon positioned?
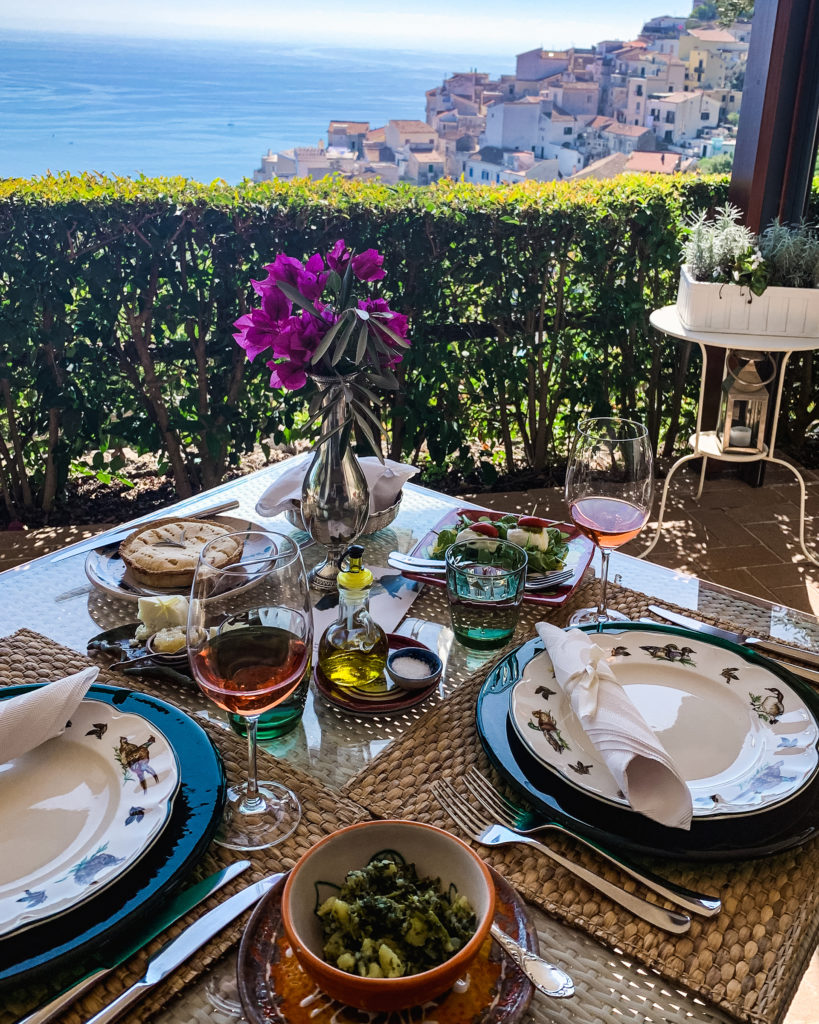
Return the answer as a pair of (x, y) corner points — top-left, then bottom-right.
(490, 924), (574, 998)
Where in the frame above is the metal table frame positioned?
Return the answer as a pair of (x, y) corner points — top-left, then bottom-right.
(641, 305), (819, 565)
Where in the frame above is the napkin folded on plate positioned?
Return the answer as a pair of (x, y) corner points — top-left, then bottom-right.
(535, 622), (692, 830)
(0, 666), (99, 764)
(256, 455), (419, 517)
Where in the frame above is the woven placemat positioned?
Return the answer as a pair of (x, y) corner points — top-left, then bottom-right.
(0, 629), (371, 1024)
(342, 580), (819, 1024)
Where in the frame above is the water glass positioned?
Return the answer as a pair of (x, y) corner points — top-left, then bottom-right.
(445, 537), (528, 650)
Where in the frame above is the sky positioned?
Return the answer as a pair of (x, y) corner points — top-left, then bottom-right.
(0, 0), (686, 54)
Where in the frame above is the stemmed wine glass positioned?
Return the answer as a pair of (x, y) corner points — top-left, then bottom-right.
(565, 417), (654, 627)
(187, 528), (313, 850)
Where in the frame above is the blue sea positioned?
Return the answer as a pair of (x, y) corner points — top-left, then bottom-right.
(0, 31), (514, 184)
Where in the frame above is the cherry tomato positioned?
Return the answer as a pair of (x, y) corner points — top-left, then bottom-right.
(468, 522), (499, 537)
(517, 515), (552, 529)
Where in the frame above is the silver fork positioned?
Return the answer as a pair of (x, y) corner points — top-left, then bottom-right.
(386, 554), (572, 590)
(430, 778), (691, 934)
(463, 768), (721, 918)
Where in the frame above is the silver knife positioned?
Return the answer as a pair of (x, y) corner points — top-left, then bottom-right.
(648, 605), (819, 677)
(16, 860), (251, 1024)
(50, 499), (241, 562)
(85, 874), (283, 1024)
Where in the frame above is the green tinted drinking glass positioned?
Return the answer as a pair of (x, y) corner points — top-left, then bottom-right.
(445, 537), (528, 650)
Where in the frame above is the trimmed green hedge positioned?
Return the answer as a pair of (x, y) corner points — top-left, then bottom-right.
(2, 172), (813, 516)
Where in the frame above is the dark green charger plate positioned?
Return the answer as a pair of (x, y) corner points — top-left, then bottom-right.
(476, 622), (819, 862)
(0, 683), (226, 989)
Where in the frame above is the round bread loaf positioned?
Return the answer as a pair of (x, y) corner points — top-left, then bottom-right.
(119, 518), (244, 588)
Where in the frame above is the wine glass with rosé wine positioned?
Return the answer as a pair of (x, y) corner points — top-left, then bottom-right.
(565, 418), (654, 628)
(187, 529), (313, 850)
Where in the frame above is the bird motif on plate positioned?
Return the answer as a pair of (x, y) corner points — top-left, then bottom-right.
(528, 708), (569, 753)
(721, 667), (740, 684)
(640, 643), (696, 666)
(116, 735), (159, 790)
(611, 646), (631, 658)
(16, 889), (47, 907)
(749, 687), (785, 724)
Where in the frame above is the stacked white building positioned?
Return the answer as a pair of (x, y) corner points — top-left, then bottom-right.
(252, 12), (750, 185)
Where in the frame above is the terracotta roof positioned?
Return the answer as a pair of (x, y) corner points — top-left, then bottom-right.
(688, 28), (739, 42)
(328, 121), (369, 133)
(388, 119), (433, 132)
(572, 153), (629, 179)
(655, 89), (703, 103)
(365, 127), (386, 142)
(603, 122), (650, 137)
(624, 151), (682, 173)
(588, 115), (615, 130)
(548, 110), (577, 122)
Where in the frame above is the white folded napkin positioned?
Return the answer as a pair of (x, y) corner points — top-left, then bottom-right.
(256, 455), (419, 517)
(535, 622), (692, 829)
(0, 666), (99, 764)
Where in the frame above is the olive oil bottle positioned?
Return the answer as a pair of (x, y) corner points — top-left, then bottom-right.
(317, 545), (388, 688)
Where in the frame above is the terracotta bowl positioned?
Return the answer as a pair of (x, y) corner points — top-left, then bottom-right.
(280, 819), (495, 1012)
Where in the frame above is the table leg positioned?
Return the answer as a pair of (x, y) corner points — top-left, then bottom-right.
(763, 454), (819, 565)
(639, 451), (702, 559)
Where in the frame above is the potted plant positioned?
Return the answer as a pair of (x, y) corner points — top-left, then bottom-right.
(675, 204), (819, 337)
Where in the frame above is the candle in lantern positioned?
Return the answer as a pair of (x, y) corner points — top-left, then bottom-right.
(729, 425), (753, 447)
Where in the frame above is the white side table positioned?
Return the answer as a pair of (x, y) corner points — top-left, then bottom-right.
(641, 304), (819, 565)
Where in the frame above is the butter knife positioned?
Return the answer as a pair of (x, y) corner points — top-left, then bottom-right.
(85, 874), (283, 1024)
(16, 860), (251, 1024)
(648, 605), (819, 679)
(50, 498), (241, 562)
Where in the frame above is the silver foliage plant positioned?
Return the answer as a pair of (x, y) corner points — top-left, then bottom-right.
(683, 203), (819, 291)
(758, 219), (819, 289)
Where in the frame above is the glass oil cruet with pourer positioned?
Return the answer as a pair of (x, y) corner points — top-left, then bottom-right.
(317, 544), (388, 688)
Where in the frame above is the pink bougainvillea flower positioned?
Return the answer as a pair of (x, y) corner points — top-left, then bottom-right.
(351, 248), (386, 282)
(326, 239), (351, 274)
(267, 358), (309, 391)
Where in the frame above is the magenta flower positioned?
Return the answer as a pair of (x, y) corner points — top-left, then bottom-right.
(262, 252), (328, 302)
(233, 281), (293, 362)
(235, 242), (405, 411)
(326, 239), (351, 274)
(351, 248), (386, 282)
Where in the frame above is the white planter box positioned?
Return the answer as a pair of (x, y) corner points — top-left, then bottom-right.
(676, 265), (819, 338)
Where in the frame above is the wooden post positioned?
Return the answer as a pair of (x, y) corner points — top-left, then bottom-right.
(707, 0), (819, 484)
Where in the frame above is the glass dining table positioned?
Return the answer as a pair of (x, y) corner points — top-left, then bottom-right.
(1, 459), (818, 1024)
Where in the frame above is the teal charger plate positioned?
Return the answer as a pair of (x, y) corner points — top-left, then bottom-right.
(0, 682), (226, 989)
(476, 622), (819, 861)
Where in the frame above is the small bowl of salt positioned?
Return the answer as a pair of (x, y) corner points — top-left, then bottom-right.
(387, 647), (443, 691)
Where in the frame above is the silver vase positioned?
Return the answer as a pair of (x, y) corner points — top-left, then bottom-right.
(300, 375), (370, 592)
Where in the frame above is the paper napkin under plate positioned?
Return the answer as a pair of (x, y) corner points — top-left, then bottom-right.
(0, 666), (99, 764)
(256, 455), (419, 517)
(535, 622), (692, 829)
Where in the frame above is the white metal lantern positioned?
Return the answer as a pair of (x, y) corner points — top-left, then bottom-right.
(716, 349), (775, 454)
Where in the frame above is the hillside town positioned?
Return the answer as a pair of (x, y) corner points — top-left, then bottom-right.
(252, 12), (749, 185)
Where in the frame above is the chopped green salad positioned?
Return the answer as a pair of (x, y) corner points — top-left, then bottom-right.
(430, 514), (570, 574)
(316, 851), (476, 979)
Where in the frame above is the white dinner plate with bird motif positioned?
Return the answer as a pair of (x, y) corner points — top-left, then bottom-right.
(0, 698), (179, 937)
(509, 628), (819, 820)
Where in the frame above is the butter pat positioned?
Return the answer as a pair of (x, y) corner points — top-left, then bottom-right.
(151, 626), (187, 653)
(137, 595), (190, 635)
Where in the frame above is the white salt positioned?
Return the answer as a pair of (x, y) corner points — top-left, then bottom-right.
(390, 654), (434, 679)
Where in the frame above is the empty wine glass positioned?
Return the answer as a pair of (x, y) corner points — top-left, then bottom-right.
(565, 417), (654, 627)
(187, 529), (313, 850)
